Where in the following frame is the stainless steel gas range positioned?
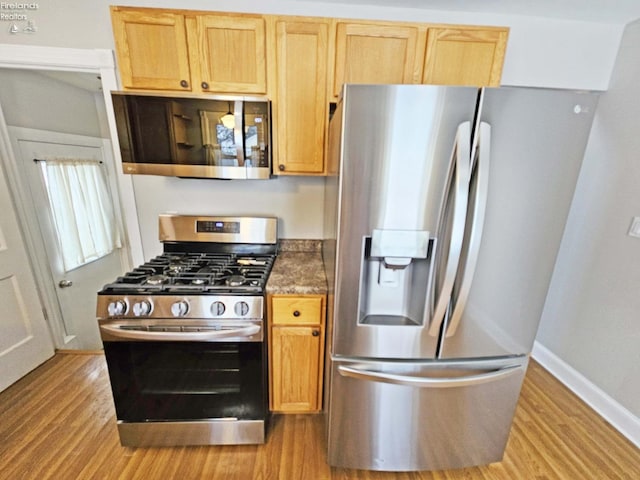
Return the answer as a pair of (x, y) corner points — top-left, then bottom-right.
(96, 215), (277, 447)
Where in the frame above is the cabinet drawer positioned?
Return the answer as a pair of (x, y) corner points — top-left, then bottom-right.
(272, 296), (323, 325)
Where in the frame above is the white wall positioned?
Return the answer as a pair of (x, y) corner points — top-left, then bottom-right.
(499, 17), (620, 90)
(538, 19), (640, 418)
(0, 70), (104, 138)
(133, 175), (325, 258)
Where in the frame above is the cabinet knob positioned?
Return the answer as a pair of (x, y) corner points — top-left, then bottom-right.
(312, 330), (320, 337)
(293, 310), (300, 317)
(180, 80), (189, 88)
(278, 164), (285, 171)
(201, 81), (209, 90)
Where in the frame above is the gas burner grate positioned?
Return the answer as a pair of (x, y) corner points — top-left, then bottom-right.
(100, 252), (276, 295)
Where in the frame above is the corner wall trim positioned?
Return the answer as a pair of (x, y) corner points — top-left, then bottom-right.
(532, 341), (640, 449)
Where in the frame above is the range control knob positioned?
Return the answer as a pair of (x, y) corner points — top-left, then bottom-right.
(132, 300), (153, 317)
(107, 300), (127, 317)
(171, 300), (189, 317)
(234, 301), (250, 317)
(210, 301), (226, 317)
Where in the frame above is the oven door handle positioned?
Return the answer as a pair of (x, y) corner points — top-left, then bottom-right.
(99, 323), (261, 342)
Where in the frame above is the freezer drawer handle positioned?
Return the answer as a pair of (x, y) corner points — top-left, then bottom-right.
(337, 363), (522, 389)
(100, 323), (260, 342)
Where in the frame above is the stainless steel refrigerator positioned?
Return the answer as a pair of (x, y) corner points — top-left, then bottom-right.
(322, 84), (598, 471)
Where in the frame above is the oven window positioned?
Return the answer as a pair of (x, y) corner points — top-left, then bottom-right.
(103, 341), (266, 422)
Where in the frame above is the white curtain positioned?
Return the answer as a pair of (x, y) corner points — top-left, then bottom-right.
(41, 157), (122, 271)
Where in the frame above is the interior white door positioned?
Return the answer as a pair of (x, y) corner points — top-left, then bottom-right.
(0, 143), (55, 392)
(10, 128), (126, 350)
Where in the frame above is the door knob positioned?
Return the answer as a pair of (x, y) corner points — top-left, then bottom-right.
(58, 279), (73, 288)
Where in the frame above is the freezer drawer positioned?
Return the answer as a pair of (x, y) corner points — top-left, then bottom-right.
(326, 356), (528, 471)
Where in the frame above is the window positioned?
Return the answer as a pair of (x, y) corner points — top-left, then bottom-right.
(39, 157), (121, 271)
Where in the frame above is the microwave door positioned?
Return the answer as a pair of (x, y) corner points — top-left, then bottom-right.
(112, 92), (272, 180)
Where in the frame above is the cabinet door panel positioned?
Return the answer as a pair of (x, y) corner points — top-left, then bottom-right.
(423, 27), (508, 86)
(111, 8), (192, 91)
(333, 22), (420, 97)
(271, 326), (321, 411)
(275, 19), (329, 175)
(197, 15), (267, 93)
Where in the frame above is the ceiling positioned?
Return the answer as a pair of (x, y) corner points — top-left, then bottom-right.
(300, 0), (640, 24)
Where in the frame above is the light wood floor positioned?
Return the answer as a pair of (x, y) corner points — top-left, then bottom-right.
(0, 353), (638, 479)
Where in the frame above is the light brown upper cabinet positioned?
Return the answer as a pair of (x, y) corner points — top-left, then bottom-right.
(111, 7), (192, 91)
(272, 17), (330, 175)
(110, 7), (509, 176)
(332, 21), (424, 98)
(331, 21), (509, 96)
(111, 7), (267, 94)
(189, 14), (267, 94)
(423, 27), (509, 86)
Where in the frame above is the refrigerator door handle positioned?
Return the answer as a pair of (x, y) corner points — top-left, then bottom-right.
(338, 363), (523, 389)
(446, 122), (492, 337)
(428, 122), (472, 336)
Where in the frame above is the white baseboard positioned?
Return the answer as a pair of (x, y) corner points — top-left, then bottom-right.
(532, 341), (640, 449)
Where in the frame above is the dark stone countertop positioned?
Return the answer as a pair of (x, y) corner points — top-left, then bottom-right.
(266, 239), (327, 295)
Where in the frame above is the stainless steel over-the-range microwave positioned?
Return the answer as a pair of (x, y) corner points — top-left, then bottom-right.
(111, 91), (272, 180)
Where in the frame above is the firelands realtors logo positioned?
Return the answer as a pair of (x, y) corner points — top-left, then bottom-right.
(1, 2), (39, 34)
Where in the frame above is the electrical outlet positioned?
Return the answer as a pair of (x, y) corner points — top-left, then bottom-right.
(628, 217), (640, 238)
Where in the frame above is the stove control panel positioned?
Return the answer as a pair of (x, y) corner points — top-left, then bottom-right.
(97, 295), (264, 320)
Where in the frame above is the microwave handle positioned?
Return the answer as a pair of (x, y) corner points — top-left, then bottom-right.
(232, 100), (245, 166)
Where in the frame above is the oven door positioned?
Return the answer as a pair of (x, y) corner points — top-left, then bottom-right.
(100, 319), (267, 423)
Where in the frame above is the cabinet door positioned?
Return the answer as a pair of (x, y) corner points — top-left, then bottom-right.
(110, 7), (192, 91)
(271, 326), (322, 412)
(274, 19), (329, 175)
(195, 14), (267, 93)
(423, 27), (508, 86)
(333, 22), (421, 98)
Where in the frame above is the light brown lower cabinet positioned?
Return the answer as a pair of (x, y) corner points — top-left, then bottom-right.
(268, 294), (326, 413)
